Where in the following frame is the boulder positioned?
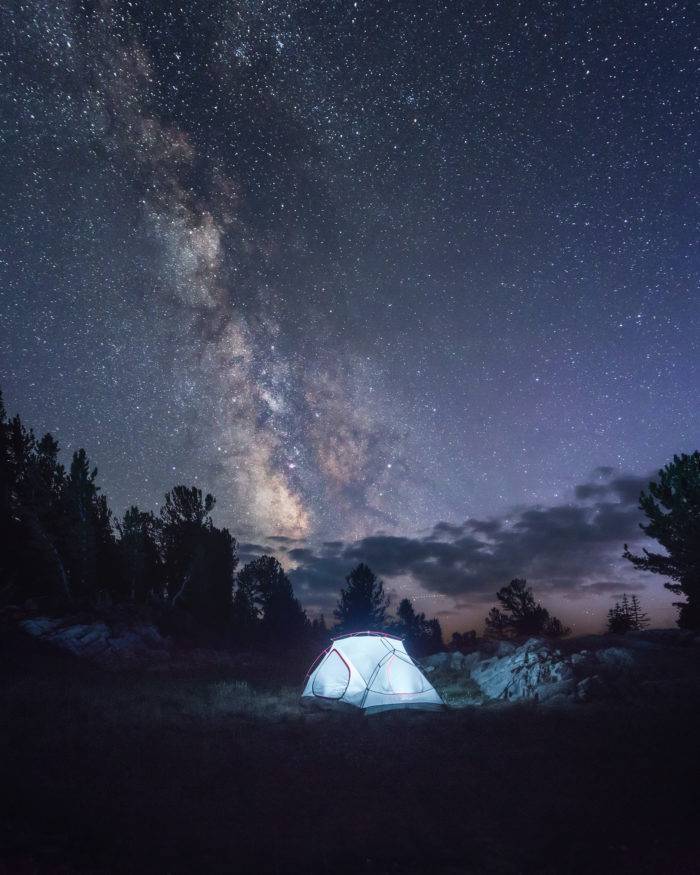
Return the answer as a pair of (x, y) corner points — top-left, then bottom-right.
(107, 626), (169, 665)
(421, 652), (451, 669)
(470, 639), (576, 703)
(18, 615), (170, 668)
(495, 641), (517, 657)
(596, 647), (635, 668)
(461, 651), (483, 674)
(50, 623), (111, 657)
(570, 650), (592, 666)
(576, 674), (608, 702)
(20, 617), (64, 638)
(450, 651), (466, 670)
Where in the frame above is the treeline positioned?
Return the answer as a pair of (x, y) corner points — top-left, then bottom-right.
(0, 391), (445, 655)
(0, 389), (243, 638)
(3, 388), (698, 651)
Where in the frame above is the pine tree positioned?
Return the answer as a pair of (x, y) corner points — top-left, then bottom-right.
(234, 555), (308, 648)
(607, 596), (633, 634)
(61, 449), (101, 601)
(231, 579), (259, 645)
(21, 432), (70, 602)
(159, 485), (216, 606)
(449, 630), (478, 652)
(309, 614), (329, 648)
(3, 414), (71, 604)
(484, 578), (570, 639)
(623, 452), (700, 629)
(116, 506), (162, 603)
(182, 526), (237, 633)
(158, 486), (237, 634)
(608, 593), (649, 633)
(333, 563), (389, 633)
(629, 594), (650, 630)
(0, 393), (17, 598)
(425, 617), (445, 654)
(395, 598), (444, 656)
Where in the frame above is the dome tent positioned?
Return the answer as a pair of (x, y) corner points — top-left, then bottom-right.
(301, 631), (445, 714)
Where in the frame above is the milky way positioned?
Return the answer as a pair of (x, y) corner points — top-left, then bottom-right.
(1, 1), (697, 631)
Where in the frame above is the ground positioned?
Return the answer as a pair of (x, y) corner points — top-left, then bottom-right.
(1, 627), (699, 874)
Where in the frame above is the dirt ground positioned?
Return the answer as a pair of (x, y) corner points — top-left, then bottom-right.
(1, 629), (698, 874)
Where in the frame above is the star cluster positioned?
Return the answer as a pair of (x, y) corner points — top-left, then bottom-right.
(1, 1), (697, 630)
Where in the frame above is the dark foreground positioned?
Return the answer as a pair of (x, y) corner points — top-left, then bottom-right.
(1, 630), (698, 875)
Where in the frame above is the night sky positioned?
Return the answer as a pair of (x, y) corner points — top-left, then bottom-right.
(1, 1), (697, 632)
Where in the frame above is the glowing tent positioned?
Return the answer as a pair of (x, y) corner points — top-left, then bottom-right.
(301, 631), (445, 713)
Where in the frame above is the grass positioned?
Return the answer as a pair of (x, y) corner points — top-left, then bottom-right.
(1, 628), (698, 874)
(423, 664), (486, 706)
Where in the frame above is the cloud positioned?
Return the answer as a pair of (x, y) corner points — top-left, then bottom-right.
(576, 581), (646, 597)
(574, 472), (651, 505)
(287, 467), (655, 610)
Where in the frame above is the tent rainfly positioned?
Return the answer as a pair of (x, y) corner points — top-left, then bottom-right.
(301, 631), (445, 713)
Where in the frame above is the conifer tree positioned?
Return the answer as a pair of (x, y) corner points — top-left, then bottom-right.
(395, 598), (444, 656)
(484, 578), (570, 639)
(61, 449), (101, 600)
(158, 486), (237, 633)
(607, 593), (650, 634)
(629, 594), (650, 630)
(333, 563), (389, 633)
(116, 506), (162, 603)
(624, 452), (700, 629)
(235, 555), (308, 647)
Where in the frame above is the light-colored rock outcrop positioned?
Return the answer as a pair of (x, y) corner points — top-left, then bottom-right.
(421, 629), (700, 707)
(20, 616), (170, 668)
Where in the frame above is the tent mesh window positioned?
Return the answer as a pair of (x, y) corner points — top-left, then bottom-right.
(311, 648), (351, 699)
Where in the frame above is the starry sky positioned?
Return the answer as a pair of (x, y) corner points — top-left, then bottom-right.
(1, 0), (697, 633)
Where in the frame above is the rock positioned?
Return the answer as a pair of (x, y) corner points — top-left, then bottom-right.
(425, 631), (700, 709)
(106, 626), (169, 665)
(461, 651), (483, 674)
(542, 692), (575, 708)
(421, 652), (451, 668)
(570, 650), (591, 666)
(18, 615), (170, 668)
(538, 680), (576, 703)
(20, 617), (64, 638)
(132, 624), (165, 647)
(495, 641), (517, 657)
(470, 639), (576, 703)
(51, 623), (111, 657)
(576, 675), (607, 702)
(596, 647), (635, 668)
(450, 651), (465, 670)
(522, 637), (547, 650)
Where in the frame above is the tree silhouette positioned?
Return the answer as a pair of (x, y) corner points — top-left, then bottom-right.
(116, 507), (162, 603)
(0, 392), (12, 598)
(309, 614), (329, 649)
(0, 404), (71, 603)
(629, 594), (650, 630)
(623, 452), (700, 629)
(484, 578), (570, 640)
(607, 593), (634, 634)
(333, 563), (389, 633)
(395, 598), (444, 656)
(449, 630), (478, 652)
(158, 486), (237, 632)
(234, 555), (308, 647)
(182, 525), (237, 633)
(60, 449), (105, 601)
(607, 593), (650, 634)
(159, 485), (215, 605)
